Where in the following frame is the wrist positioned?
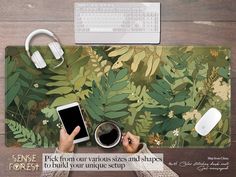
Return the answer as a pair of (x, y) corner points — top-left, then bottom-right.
(58, 146), (73, 153)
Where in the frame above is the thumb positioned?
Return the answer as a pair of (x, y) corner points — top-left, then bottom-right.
(70, 126), (80, 139)
(122, 137), (129, 147)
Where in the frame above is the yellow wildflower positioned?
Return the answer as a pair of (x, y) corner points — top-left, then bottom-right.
(148, 133), (163, 146)
(183, 109), (202, 120)
(205, 134), (213, 144)
(210, 49), (219, 58)
(212, 77), (230, 101)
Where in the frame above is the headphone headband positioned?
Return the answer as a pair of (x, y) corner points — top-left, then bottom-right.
(25, 29), (58, 57)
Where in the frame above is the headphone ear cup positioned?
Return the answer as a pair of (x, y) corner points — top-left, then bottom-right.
(31, 51), (47, 69)
(48, 42), (64, 60)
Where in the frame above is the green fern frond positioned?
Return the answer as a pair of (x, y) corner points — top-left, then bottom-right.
(46, 54), (91, 107)
(6, 56), (48, 108)
(84, 68), (130, 121)
(6, 119), (55, 148)
(133, 112), (153, 138)
(86, 47), (111, 77)
(127, 82), (158, 111)
(108, 46), (162, 77)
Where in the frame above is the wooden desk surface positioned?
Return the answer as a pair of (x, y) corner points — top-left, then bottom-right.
(0, 0), (236, 177)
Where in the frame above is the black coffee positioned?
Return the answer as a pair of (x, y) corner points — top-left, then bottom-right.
(99, 128), (118, 146)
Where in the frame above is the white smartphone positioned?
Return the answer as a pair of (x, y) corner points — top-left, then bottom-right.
(56, 102), (90, 144)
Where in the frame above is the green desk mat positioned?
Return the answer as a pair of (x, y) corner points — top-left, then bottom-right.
(5, 46), (231, 148)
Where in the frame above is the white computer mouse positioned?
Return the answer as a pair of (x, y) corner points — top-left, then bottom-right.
(195, 108), (222, 136)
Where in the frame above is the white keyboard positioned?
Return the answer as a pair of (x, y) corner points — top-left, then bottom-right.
(74, 2), (160, 44)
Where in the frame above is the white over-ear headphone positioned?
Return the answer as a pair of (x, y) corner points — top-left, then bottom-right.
(25, 29), (64, 69)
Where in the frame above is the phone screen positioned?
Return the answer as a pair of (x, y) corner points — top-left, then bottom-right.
(58, 106), (88, 140)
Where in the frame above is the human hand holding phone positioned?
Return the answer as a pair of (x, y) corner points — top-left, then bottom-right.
(58, 126), (80, 153)
(57, 102), (90, 144)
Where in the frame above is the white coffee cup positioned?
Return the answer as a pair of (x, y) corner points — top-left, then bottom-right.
(94, 121), (122, 149)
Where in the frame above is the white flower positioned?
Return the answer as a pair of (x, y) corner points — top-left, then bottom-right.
(168, 110), (174, 118)
(56, 123), (62, 128)
(42, 119), (49, 125)
(173, 129), (179, 136)
(34, 83), (39, 88)
(170, 141), (177, 148)
(154, 139), (161, 146)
